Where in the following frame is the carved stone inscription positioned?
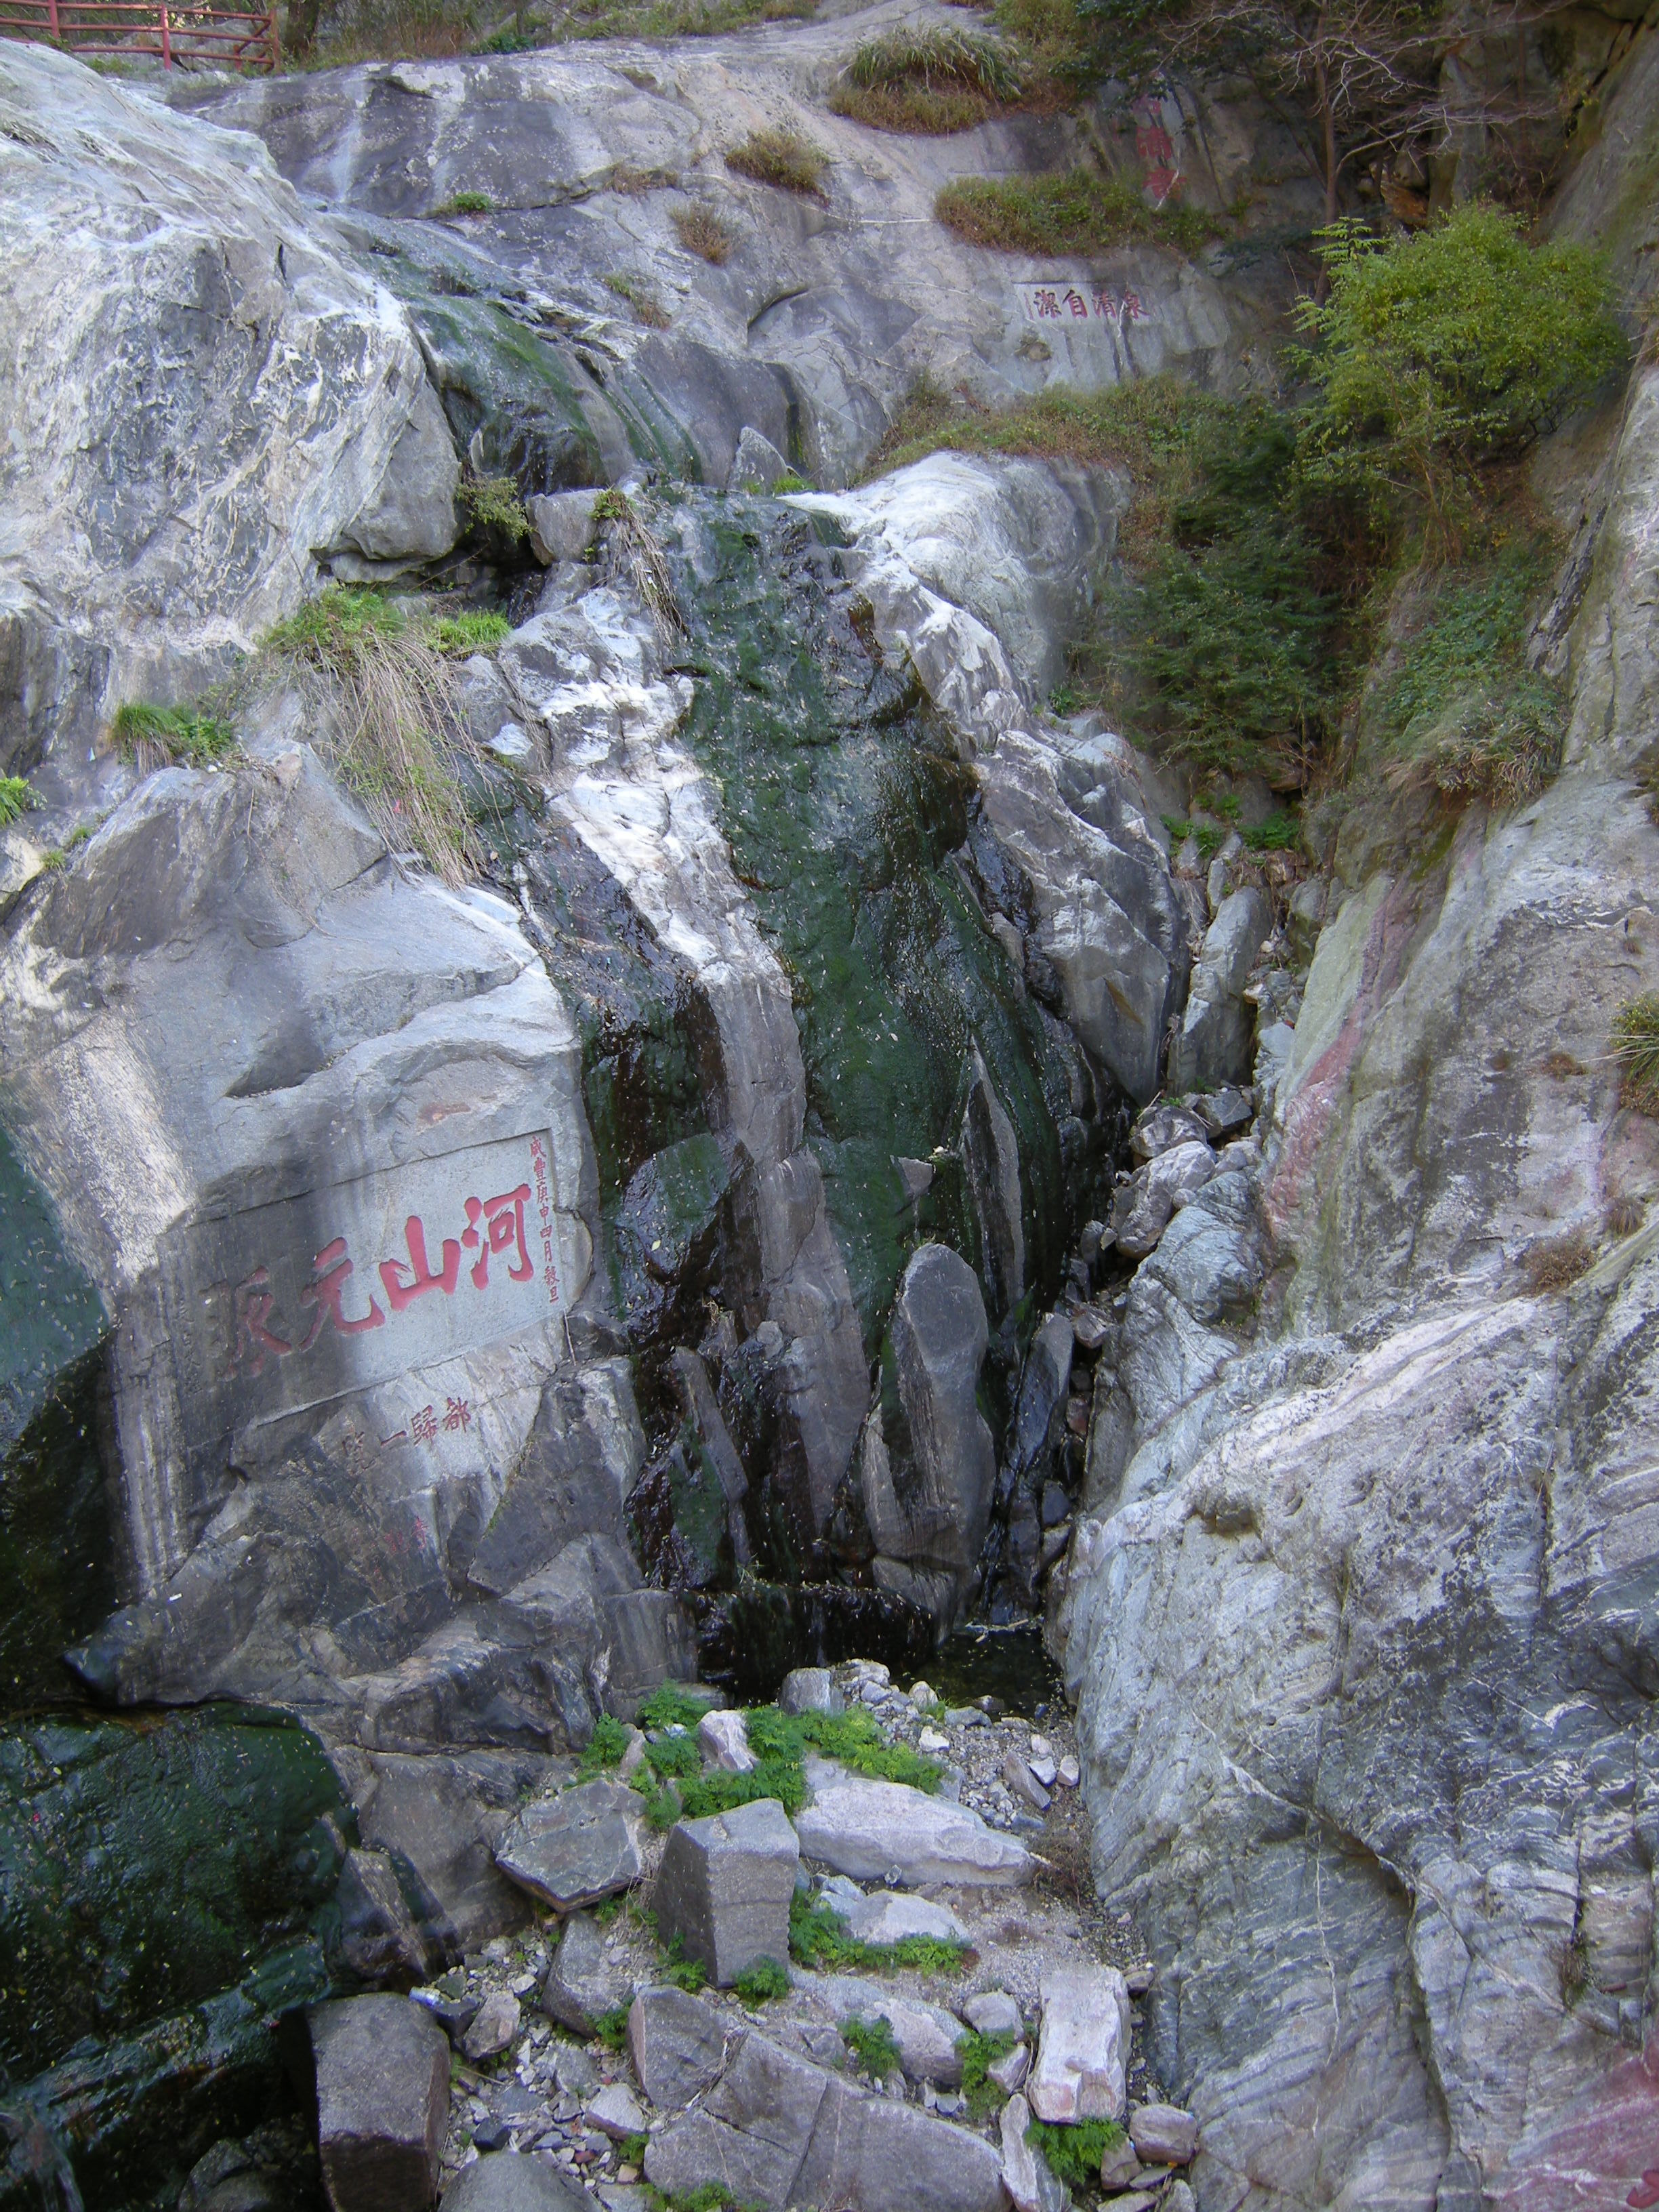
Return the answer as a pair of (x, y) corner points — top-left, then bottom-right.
(164, 1130), (573, 1449)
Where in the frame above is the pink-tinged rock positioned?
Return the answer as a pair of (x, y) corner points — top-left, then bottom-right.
(1129, 2102), (1197, 2163)
(697, 1708), (756, 1773)
(1027, 1964), (1130, 2123)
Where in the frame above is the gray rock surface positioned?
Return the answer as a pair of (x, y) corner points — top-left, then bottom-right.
(832, 1891), (966, 1948)
(441, 2154), (588, 2212)
(627, 1986), (733, 2109)
(794, 1761), (1031, 1887)
(644, 2028), (1007, 2212)
(778, 1668), (843, 1717)
(1058, 314), (1659, 2210)
(654, 1797), (799, 1986)
(310, 1995), (451, 2212)
(1, 47), (457, 794)
(727, 427), (791, 494)
(494, 1779), (644, 1910)
(335, 1847), (441, 1988)
(859, 1244), (996, 1620)
(1167, 886), (1273, 1094)
(541, 1910), (636, 2037)
(1130, 2103), (1197, 2163)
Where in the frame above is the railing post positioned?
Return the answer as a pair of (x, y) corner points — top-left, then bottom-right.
(267, 3), (278, 68)
(160, 0), (169, 63)
(47, 0), (60, 41)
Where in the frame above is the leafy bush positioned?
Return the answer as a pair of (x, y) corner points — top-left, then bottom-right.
(672, 203), (736, 264)
(642, 1730), (701, 1780)
(457, 473), (531, 543)
(1612, 995), (1659, 1115)
(592, 2005), (631, 2050)
(841, 2015), (901, 2078)
(1296, 206), (1625, 550)
(638, 1683), (714, 1730)
(0, 776), (39, 827)
(745, 1701), (943, 1792)
(733, 1955), (790, 2003)
(110, 701), (237, 771)
(935, 168), (1214, 254)
(618, 2131), (649, 2166)
(1368, 535), (1564, 808)
(958, 2029), (1017, 2118)
(430, 610), (512, 654)
(1117, 405), (1335, 781)
(579, 1714), (632, 1776)
(1025, 2115), (1126, 2188)
(659, 1936), (708, 1994)
(724, 129), (827, 197)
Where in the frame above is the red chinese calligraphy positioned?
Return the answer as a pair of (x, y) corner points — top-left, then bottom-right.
(530, 1136), (560, 1307)
(1033, 288), (1061, 319)
(460, 1185), (534, 1291)
(233, 1268), (291, 1374)
(299, 1237), (386, 1348)
(1063, 287), (1088, 319)
(443, 1396), (472, 1433)
(379, 1215), (462, 1312)
(411, 1403), (438, 1444)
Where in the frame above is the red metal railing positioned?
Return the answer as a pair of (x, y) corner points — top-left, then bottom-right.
(0, 0), (279, 68)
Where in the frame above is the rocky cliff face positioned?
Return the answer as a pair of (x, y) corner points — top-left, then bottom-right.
(1054, 30), (1659, 2208)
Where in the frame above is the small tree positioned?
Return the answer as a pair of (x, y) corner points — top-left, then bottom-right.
(1294, 204), (1624, 552)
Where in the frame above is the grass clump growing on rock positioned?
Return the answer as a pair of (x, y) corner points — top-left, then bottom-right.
(605, 272), (672, 328)
(672, 203), (736, 263)
(436, 189), (493, 215)
(1522, 1228), (1594, 1294)
(258, 587), (480, 884)
(430, 611), (512, 655)
(0, 776), (39, 826)
(110, 701), (237, 772)
(1612, 995), (1659, 1116)
(592, 2005), (631, 2051)
(788, 1891), (968, 1977)
(724, 128), (827, 198)
(638, 1683), (715, 1731)
(832, 23), (1021, 132)
(935, 168), (1216, 255)
(457, 472), (531, 544)
(1026, 2116), (1126, 2189)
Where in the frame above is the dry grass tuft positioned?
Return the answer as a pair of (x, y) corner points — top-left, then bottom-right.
(1522, 1228), (1593, 1295)
(672, 203), (737, 263)
(592, 490), (684, 636)
(830, 22), (1020, 133)
(604, 272), (672, 328)
(1542, 1048), (1582, 1079)
(258, 589), (481, 884)
(1612, 994), (1659, 1115)
(725, 127), (828, 198)
(1605, 1194), (1645, 1239)
(935, 168), (1216, 255)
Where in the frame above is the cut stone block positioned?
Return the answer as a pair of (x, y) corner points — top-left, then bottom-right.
(494, 1779), (643, 1910)
(310, 1994), (450, 2212)
(654, 1797), (798, 1987)
(1027, 1963), (1130, 2123)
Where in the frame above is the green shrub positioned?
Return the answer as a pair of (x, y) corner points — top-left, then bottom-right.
(771, 470), (812, 493)
(787, 1889), (968, 1977)
(579, 1714), (632, 1776)
(457, 473), (531, 543)
(436, 189), (493, 215)
(841, 2015), (901, 2078)
(1368, 534), (1564, 808)
(1025, 2115), (1126, 2188)
(430, 610), (512, 654)
(110, 701), (237, 770)
(618, 2131), (649, 2165)
(642, 1783), (683, 1830)
(957, 2028), (1017, 2118)
(638, 1683), (714, 1731)
(642, 1731), (701, 1780)
(592, 2005), (631, 2050)
(935, 168), (1214, 255)
(1296, 205), (1625, 550)
(0, 776), (39, 827)
(1118, 405), (1334, 781)
(1612, 995), (1659, 1115)
(658, 1935), (708, 1993)
(733, 1955), (790, 2003)
(724, 129), (827, 197)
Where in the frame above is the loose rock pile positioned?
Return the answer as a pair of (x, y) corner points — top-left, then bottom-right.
(279, 1660), (1198, 2212)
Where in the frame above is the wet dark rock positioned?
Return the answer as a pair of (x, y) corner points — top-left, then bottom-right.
(960, 1048), (1025, 1323)
(336, 1847), (442, 1989)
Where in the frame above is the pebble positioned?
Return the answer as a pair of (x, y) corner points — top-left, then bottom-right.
(918, 1726), (950, 1755)
(1057, 1755), (1080, 1788)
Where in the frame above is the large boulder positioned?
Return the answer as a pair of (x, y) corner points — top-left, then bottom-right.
(860, 1244), (996, 1622)
(1, 46), (457, 794)
(493, 1778), (644, 1910)
(309, 1995), (450, 2212)
(441, 2154), (588, 2212)
(794, 1761), (1031, 1887)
